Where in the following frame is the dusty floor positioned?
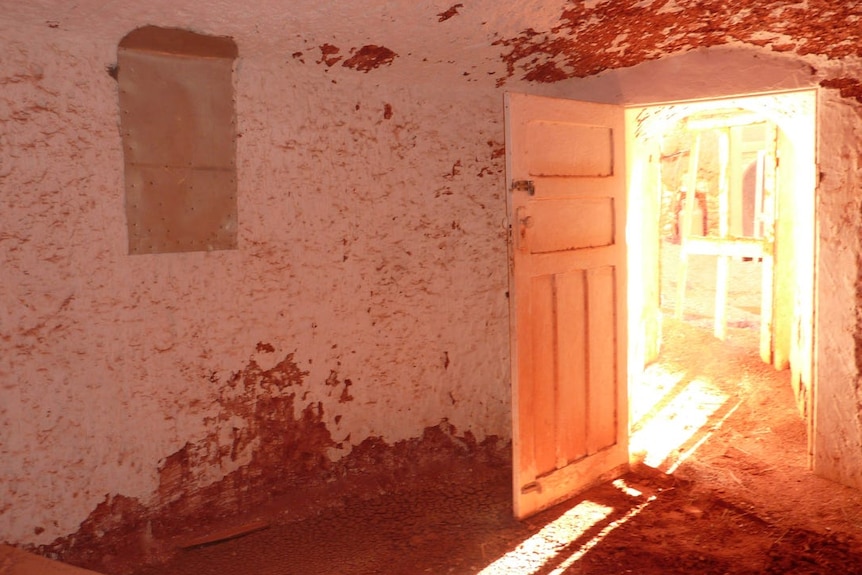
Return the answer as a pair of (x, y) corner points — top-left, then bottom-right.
(130, 246), (862, 575)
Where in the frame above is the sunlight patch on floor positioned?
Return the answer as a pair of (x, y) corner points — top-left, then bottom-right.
(479, 331), (753, 575)
(477, 500), (613, 575)
(629, 363), (685, 424)
(544, 495), (656, 575)
(666, 397), (743, 474)
(630, 366), (729, 471)
(478, 479), (662, 575)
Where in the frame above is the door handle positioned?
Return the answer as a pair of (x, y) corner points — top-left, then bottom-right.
(521, 481), (542, 494)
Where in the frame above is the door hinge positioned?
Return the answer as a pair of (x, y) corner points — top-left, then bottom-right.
(511, 179), (535, 195)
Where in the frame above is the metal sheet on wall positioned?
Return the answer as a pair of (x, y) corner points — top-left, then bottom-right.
(119, 28), (237, 254)
(125, 166), (237, 254)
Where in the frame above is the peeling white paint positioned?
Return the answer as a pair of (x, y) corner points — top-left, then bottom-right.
(656, 1), (685, 15)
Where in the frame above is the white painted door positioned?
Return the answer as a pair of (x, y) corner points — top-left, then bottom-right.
(505, 92), (629, 520)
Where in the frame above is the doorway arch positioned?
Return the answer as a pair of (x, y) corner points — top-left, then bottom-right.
(626, 90), (817, 465)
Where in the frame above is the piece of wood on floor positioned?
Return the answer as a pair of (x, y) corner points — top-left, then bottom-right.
(0, 545), (105, 575)
(178, 517), (270, 549)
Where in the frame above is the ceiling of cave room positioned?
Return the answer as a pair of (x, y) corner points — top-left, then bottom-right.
(2, 1), (860, 85)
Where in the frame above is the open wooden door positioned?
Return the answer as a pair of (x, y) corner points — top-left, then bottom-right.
(505, 92), (629, 520)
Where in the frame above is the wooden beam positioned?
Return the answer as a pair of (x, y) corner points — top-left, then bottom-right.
(687, 113), (765, 131)
(715, 129), (730, 340)
(179, 518), (270, 549)
(682, 236), (769, 258)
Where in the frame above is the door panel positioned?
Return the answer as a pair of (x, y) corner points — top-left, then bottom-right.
(506, 92), (629, 520)
(557, 270), (588, 467)
(526, 121), (614, 176)
(531, 273), (558, 477)
(586, 266), (619, 453)
(527, 199), (615, 253)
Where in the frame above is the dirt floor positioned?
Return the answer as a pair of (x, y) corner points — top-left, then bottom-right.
(129, 245), (862, 575)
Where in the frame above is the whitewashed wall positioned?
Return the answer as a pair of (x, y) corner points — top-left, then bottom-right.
(0, 17), (512, 547)
(814, 88), (862, 489)
(3, 0), (862, 557)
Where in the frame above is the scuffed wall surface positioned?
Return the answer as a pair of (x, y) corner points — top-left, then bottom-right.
(0, 14), (510, 555)
(815, 89), (862, 488)
(1, 0), (862, 569)
(0, 27), (152, 547)
(232, 58), (512, 446)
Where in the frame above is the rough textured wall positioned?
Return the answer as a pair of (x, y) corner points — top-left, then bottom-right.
(0, 10), (512, 558)
(1, 23), (139, 548)
(815, 89), (862, 488)
(2, 0), (862, 571)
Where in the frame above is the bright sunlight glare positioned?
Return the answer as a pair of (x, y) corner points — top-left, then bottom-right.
(545, 495), (657, 574)
(630, 368), (729, 471)
(477, 500), (613, 575)
(612, 478), (643, 498)
(480, 342), (741, 574)
(479, 477), (660, 574)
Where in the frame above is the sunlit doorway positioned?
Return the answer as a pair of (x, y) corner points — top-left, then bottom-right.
(626, 90), (817, 473)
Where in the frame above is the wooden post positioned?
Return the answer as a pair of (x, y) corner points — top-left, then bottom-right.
(675, 132), (701, 320)
(759, 124), (778, 364)
(714, 129), (730, 340)
(754, 150), (766, 238)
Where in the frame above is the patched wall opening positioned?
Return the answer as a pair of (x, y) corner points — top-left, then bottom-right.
(118, 26), (239, 255)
